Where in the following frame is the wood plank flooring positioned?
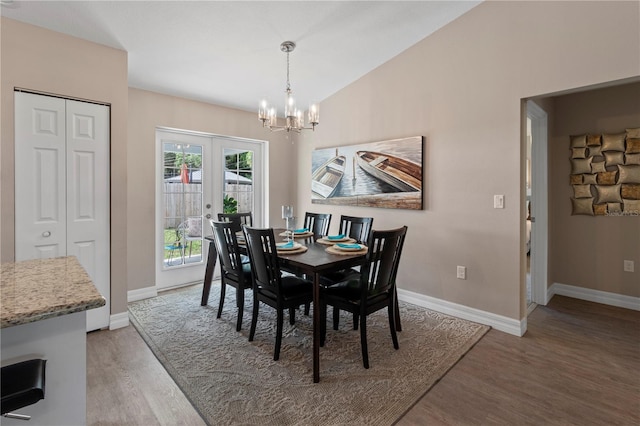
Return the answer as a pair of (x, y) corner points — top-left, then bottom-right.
(87, 295), (639, 425)
(87, 322), (206, 425)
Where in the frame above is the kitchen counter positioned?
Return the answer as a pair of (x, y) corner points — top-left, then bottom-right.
(1, 256), (105, 328)
(1, 256), (106, 425)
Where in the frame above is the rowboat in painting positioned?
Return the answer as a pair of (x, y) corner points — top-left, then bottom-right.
(311, 155), (346, 198)
(355, 151), (421, 192)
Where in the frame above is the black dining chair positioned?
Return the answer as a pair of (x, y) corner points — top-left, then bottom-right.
(211, 221), (253, 332)
(337, 215), (373, 243)
(303, 212), (332, 239)
(217, 212), (253, 231)
(320, 226), (407, 369)
(320, 215), (374, 324)
(243, 226), (314, 361)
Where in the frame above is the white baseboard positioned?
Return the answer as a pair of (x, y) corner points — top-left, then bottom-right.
(397, 288), (525, 336)
(549, 283), (640, 311)
(128, 286), (158, 303)
(109, 312), (129, 330)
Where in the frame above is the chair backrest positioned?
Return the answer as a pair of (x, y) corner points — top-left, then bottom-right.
(360, 226), (408, 299)
(211, 221), (245, 283)
(177, 219), (202, 243)
(243, 227), (282, 298)
(303, 212), (332, 237)
(338, 215), (373, 243)
(218, 212), (253, 233)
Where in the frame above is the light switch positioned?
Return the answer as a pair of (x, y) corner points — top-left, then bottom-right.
(493, 194), (505, 209)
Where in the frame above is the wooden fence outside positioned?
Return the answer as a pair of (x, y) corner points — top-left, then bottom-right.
(164, 183), (252, 229)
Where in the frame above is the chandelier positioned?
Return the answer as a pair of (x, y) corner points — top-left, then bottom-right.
(258, 41), (319, 133)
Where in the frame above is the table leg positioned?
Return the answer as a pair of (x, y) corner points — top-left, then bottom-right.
(201, 241), (217, 306)
(313, 272), (321, 383)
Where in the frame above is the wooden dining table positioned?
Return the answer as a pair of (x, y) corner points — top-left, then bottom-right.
(200, 231), (366, 383)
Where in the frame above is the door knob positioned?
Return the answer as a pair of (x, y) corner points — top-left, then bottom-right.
(205, 214), (212, 219)
(42, 231), (51, 237)
(205, 203), (212, 209)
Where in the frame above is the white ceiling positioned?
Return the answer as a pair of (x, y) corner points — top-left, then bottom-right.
(1, 1), (480, 113)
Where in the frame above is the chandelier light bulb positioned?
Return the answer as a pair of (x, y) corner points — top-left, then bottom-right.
(258, 99), (268, 121)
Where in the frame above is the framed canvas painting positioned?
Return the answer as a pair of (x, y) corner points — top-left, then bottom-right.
(311, 136), (423, 210)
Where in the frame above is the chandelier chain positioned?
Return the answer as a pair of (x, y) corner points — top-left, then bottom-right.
(286, 51), (291, 92)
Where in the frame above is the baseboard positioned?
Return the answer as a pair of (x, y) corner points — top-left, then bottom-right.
(397, 288), (525, 336)
(549, 283), (640, 311)
(109, 312), (129, 330)
(128, 286), (158, 303)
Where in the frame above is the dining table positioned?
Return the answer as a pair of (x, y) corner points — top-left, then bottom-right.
(200, 229), (368, 383)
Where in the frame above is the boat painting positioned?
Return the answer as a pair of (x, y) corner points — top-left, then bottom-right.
(356, 151), (421, 192)
(311, 154), (346, 199)
(311, 136), (423, 210)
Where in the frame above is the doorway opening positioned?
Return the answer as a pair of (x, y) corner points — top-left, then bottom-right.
(526, 100), (549, 313)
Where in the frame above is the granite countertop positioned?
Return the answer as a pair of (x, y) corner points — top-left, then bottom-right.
(1, 256), (106, 328)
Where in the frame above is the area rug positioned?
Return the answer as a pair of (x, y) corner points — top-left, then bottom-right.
(128, 283), (489, 425)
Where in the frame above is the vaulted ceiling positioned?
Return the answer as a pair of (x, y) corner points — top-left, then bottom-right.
(2, 1), (481, 113)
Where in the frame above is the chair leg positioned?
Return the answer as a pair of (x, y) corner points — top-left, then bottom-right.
(236, 288), (244, 332)
(249, 294), (259, 342)
(217, 281), (226, 319)
(304, 302), (310, 316)
(388, 302), (399, 350)
(353, 312), (359, 330)
(359, 312), (369, 369)
(275, 308), (284, 361)
(333, 306), (340, 330)
(289, 307), (296, 325)
(394, 289), (402, 332)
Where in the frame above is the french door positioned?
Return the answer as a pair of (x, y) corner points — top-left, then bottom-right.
(156, 128), (264, 289)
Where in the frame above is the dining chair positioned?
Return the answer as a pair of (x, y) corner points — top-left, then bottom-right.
(217, 212), (253, 232)
(243, 226), (314, 361)
(303, 212), (332, 238)
(320, 226), (407, 369)
(320, 215), (374, 323)
(211, 221), (253, 332)
(338, 215), (373, 243)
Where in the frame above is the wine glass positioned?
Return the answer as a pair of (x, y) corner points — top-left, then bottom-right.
(281, 205), (294, 241)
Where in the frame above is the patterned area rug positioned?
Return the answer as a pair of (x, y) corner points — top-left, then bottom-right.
(128, 284), (489, 425)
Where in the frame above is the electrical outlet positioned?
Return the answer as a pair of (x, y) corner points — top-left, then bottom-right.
(493, 195), (505, 209)
(623, 260), (635, 272)
(456, 265), (467, 280)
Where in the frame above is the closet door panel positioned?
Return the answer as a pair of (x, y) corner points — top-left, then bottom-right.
(14, 92), (66, 261)
(66, 99), (110, 331)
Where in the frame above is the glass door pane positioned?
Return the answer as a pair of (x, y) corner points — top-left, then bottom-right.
(162, 142), (203, 268)
(223, 148), (254, 215)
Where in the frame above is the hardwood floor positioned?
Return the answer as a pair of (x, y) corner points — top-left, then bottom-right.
(87, 322), (206, 425)
(87, 295), (639, 425)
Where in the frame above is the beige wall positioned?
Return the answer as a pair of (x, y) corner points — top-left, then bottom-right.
(549, 82), (640, 296)
(127, 88), (294, 292)
(296, 1), (640, 320)
(1, 18), (129, 315)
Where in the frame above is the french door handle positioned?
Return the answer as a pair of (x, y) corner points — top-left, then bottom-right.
(205, 214), (212, 219)
(42, 231), (51, 237)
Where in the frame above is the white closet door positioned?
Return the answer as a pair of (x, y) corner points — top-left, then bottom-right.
(66, 99), (110, 331)
(15, 93), (67, 260)
(15, 92), (111, 331)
